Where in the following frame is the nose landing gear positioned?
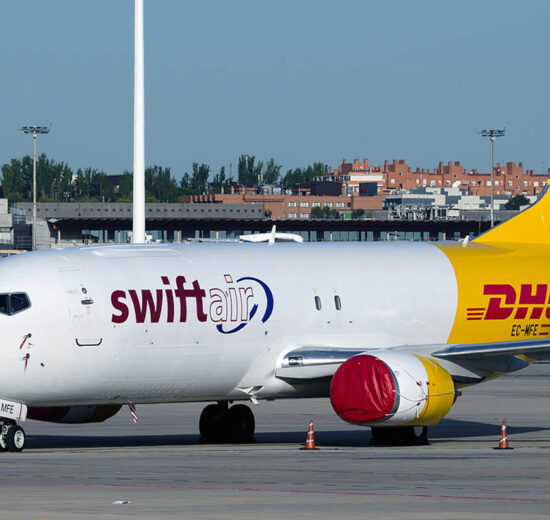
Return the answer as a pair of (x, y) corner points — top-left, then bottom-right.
(0, 421), (26, 452)
(199, 401), (255, 443)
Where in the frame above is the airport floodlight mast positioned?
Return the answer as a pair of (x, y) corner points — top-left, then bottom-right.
(133, 0), (146, 244)
(19, 124), (51, 251)
(480, 128), (505, 228)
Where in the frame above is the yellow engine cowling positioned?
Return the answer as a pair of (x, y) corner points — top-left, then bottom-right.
(330, 350), (455, 427)
(411, 355), (456, 426)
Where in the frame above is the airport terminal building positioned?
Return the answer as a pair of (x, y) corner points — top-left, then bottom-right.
(8, 200), (515, 249)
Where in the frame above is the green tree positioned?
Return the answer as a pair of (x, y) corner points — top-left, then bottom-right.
(190, 163), (210, 193)
(145, 166), (179, 202)
(263, 158), (281, 185)
(211, 165), (234, 194)
(1, 154), (78, 202)
(504, 194), (531, 210)
(281, 162), (329, 191)
(311, 206), (339, 219)
(116, 172), (133, 202)
(1, 156), (32, 201)
(238, 154), (264, 186)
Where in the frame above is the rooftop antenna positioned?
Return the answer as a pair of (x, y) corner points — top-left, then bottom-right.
(132, 0), (145, 243)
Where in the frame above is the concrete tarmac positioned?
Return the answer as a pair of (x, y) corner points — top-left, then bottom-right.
(2, 363), (550, 519)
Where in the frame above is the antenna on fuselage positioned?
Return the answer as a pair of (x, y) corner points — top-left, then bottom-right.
(132, 0), (146, 243)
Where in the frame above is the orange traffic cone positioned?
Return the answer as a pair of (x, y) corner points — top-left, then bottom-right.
(494, 419), (513, 450)
(301, 419), (319, 450)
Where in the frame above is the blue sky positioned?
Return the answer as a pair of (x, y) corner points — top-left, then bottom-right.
(1, 0), (549, 179)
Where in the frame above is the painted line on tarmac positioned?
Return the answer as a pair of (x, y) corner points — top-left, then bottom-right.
(0, 480), (547, 503)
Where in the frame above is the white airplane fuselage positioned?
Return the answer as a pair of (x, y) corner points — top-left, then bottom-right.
(0, 242), (457, 406)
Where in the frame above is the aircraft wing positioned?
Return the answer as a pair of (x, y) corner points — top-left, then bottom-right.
(275, 339), (550, 382)
(431, 338), (550, 361)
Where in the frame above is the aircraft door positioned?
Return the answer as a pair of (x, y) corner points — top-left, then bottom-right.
(64, 269), (103, 347)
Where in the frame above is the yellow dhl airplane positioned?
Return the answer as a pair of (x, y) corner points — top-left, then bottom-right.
(0, 182), (549, 452)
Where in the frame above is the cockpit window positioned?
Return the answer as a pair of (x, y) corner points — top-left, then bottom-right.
(0, 295), (8, 315)
(10, 293), (31, 314)
(0, 293), (31, 316)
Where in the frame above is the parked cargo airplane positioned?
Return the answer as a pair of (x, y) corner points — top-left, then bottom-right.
(0, 186), (549, 451)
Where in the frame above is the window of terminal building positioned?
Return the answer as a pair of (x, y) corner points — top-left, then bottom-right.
(312, 202), (321, 207)
(300, 202), (309, 208)
(336, 202), (345, 208)
(334, 295), (342, 311)
(314, 296), (321, 311)
(390, 179), (395, 184)
(288, 213), (297, 218)
(288, 202), (297, 207)
(324, 202), (333, 208)
(300, 213), (309, 219)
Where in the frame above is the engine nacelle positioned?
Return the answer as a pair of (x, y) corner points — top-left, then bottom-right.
(27, 404), (122, 424)
(330, 350), (455, 427)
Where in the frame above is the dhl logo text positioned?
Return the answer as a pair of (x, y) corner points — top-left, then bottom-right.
(467, 283), (550, 337)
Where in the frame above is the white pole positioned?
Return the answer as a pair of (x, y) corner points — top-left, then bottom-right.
(32, 132), (37, 251)
(490, 136), (494, 228)
(133, 0), (146, 243)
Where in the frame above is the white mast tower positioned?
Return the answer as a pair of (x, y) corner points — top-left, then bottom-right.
(132, 0), (146, 243)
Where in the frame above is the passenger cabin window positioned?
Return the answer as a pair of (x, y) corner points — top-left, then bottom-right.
(334, 295), (342, 310)
(0, 293), (31, 316)
(314, 296), (322, 311)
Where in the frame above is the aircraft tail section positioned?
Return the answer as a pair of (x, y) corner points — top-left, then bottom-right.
(474, 180), (550, 245)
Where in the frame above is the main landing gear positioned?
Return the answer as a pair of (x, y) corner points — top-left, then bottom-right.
(370, 426), (429, 446)
(0, 420), (26, 452)
(199, 402), (255, 443)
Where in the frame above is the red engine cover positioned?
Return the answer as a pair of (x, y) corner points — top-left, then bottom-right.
(330, 354), (396, 424)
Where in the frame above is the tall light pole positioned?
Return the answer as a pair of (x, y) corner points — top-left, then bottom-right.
(480, 128), (505, 228)
(133, 0), (146, 243)
(20, 125), (51, 251)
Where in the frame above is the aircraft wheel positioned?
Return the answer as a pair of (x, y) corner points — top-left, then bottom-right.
(227, 404), (255, 443)
(370, 426), (429, 446)
(410, 426), (429, 445)
(199, 404), (225, 442)
(6, 425), (25, 452)
(0, 430), (7, 452)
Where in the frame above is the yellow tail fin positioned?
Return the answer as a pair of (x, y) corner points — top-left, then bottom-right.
(474, 180), (550, 245)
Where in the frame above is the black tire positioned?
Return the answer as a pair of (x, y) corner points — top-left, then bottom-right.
(199, 404), (224, 441)
(370, 426), (429, 446)
(410, 426), (429, 445)
(0, 432), (7, 452)
(227, 404), (255, 443)
(6, 426), (25, 453)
